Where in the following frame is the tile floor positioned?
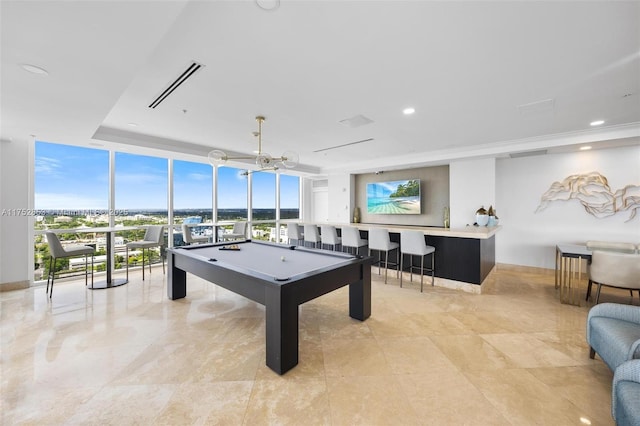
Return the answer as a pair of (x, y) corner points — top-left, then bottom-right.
(2, 263), (638, 425)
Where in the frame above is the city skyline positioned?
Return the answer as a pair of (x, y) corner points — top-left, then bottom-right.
(35, 141), (300, 210)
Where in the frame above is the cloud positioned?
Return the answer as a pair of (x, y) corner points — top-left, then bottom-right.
(35, 193), (107, 210)
(34, 156), (63, 176)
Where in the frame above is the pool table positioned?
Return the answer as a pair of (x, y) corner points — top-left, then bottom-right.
(167, 240), (372, 374)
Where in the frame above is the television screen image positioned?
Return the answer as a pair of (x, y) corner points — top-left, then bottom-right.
(367, 179), (421, 214)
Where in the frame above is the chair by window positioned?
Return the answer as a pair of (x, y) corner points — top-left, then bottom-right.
(320, 225), (341, 251)
(400, 230), (435, 292)
(588, 250), (640, 304)
(181, 223), (208, 245)
(126, 225), (165, 281)
(368, 228), (399, 284)
(287, 223), (304, 246)
(303, 224), (320, 249)
(45, 232), (95, 298)
(341, 226), (367, 255)
(220, 221), (247, 241)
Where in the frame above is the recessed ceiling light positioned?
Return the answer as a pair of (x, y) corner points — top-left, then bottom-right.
(580, 146), (592, 151)
(590, 120), (604, 126)
(20, 63), (49, 75)
(127, 122), (139, 127)
(403, 107), (415, 115)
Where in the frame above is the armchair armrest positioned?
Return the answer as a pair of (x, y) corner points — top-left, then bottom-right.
(587, 303), (640, 346)
(612, 359), (640, 422)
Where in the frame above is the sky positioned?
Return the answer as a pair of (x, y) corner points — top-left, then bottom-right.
(35, 141), (299, 210)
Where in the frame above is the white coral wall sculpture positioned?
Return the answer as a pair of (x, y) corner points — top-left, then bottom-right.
(535, 171), (640, 221)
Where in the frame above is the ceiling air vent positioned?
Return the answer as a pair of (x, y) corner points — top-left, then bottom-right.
(509, 149), (548, 158)
(338, 114), (374, 128)
(148, 61), (204, 109)
(313, 138), (374, 153)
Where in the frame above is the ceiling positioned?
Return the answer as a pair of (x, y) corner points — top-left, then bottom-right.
(2, 0), (639, 176)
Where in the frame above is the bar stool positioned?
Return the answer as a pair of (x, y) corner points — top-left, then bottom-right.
(220, 221), (247, 241)
(45, 232), (95, 298)
(182, 223), (208, 245)
(126, 225), (165, 281)
(287, 223), (304, 246)
(303, 224), (321, 248)
(400, 230), (435, 292)
(321, 225), (342, 251)
(341, 225), (368, 255)
(367, 228), (399, 284)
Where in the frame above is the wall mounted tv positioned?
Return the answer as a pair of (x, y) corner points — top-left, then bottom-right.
(366, 179), (421, 214)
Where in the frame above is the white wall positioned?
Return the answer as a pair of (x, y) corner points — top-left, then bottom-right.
(449, 158), (496, 228)
(0, 137), (33, 288)
(496, 145), (640, 269)
(327, 174), (351, 224)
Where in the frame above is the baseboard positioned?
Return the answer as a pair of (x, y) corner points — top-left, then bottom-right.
(0, 280), (30, 292)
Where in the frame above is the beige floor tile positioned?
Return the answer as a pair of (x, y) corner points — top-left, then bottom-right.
(155, 381), (254, 425)
(244, 378), (331, 425)
(0, 264), (621, 425)
(327, 375), (421, 425)
(322, 337), (392, 377)
(399, 370), (510, 425)
(463, 368), (602, 425)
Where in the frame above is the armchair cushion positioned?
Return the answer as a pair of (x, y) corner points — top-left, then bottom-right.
(587, 303), (640, 372)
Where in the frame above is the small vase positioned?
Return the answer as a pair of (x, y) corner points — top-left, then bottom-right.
(475, 206), (489, 226)
(353, 207), (361, 223)
(443, 206), (450, 228)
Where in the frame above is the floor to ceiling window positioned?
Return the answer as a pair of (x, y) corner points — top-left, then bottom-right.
(173, 159), (213, 245)
(115, 152), (168, 269)
(252, 171), (276, 241)
(216, 166), (248, 238)
(34, 141), (109, 280)
(32, 142), (302, 281)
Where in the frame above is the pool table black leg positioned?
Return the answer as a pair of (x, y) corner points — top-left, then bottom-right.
(265, 287), (298, 375)
(349, 264), (371, 321)
(167, 254), (187, 300)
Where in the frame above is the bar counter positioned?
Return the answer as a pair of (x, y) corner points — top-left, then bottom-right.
(320, 223), (501, 293)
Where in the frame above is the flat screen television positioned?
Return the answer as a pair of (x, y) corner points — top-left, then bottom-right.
(367, 179), (421, 214)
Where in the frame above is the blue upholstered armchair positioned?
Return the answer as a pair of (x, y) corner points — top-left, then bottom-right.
(612, 359), (640, 426)
(587, 303), (640, 372)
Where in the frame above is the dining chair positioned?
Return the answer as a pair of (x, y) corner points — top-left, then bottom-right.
(287, 223), (304, 246)
(368, 228), (399, 284)
(341, 225), (367, 255)
(320, 225), (341, 251)
(126, 225), (165, 280)
(303, 224), (320, 248)
(220, 221), (247, 241)
(400, 230), (435, 291)
(45, 232), (95, 298)
(586, 241), (637, 301)
(588, 250), (640, 304)
(181, 223), (208, 245)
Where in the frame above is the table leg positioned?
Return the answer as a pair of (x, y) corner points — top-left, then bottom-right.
(265, 286), (298, 375)
(87, 231), (128, 289)
(560, 256), (569, 304)
(168, 254), (186, 300)
(349, 264), (371, 321)
(555, 246), (560, 289)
